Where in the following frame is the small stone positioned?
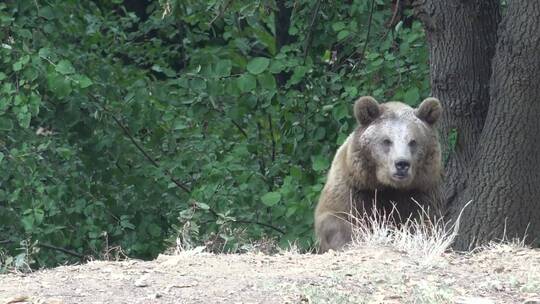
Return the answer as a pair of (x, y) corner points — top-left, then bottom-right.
(149, 293), (162, 299)
(455, 297), (495, 304)
(494, 266), (504, 273)
(134, 276), (149, 287)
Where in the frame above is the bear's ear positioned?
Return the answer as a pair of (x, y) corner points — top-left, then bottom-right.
(354, 96), (380, 125)
(415, 97), (442, 125)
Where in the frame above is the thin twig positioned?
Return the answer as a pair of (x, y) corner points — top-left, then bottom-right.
(38, 243), (84, 259)
(303, 0), (322, 62)
(89, 95), (191, 194)
(208, 0), (233, 26)
(209, 105), (248, 138)
(267, 113), (276, 162)
(387, 0), (403, 28)
(231, 119), (248, 138)
(108, 113), (191, 194)
(234, 220), (285, 234)
(256, 122), (267, 179)
(383, 0), (402, 39)
(331, 0), (376, 71)
(359, 0), (376, 62)
(0, 240), (85, 259)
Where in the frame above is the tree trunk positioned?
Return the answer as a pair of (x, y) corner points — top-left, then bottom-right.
(419, 0), (540, 249)
(414, 0), (500, 211)
(453, 1), (540, 249)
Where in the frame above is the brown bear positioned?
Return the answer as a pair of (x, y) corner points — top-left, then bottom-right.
(314, 96), (443, 252)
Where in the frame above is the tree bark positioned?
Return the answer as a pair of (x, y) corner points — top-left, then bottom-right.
(453, 1), (540, 249)
(414, 0), (500, 212)
(419, 0), (540, 249)
(274, 0), (293, 87)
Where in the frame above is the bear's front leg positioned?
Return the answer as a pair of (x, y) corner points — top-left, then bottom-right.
(315, 212), (352, 253)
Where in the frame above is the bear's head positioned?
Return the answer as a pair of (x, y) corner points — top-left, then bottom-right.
(352, 96), (442, 190)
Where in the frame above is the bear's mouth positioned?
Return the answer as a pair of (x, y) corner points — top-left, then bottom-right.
(392, 172), (409, 180)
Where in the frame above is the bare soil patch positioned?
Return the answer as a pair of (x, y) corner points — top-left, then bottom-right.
(1, 245), (539, 304)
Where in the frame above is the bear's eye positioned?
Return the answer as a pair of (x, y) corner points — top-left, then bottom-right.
(409, 140), (417, 147)
(382, 139), (392, 146)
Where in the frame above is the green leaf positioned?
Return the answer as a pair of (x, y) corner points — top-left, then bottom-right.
(173, 120), (188, 130)
(322, 50), (331, 62)
(215, 59), (232, 77)
(47, 73), (72, 98)
(55, 60), (75, 75)
(337, 30), (350, 41)
(289, 66), (308, 85)
(269, 59), (285, 74)
(34, 208), (44, 225)
(253, 29), (277, 55)
(246, 57), (270, 75)
(17, 110), (31, 128)
(332, 22), (346, 32)
(120, 220), (136, 230)
(147, 224), (162, 237)
(38, 48), (53, 60)
(21, 217), (34, 231)
(74, 74), (93, 88)
(195, 201), (210, 210)
(237, 74), (256, 92)
(12, 61), (22, 72)
(257, 72), (276, 91)
(38, 6), (55, 20)
(0, 116), (13, 130)
(332, 103), (349, 121)
(345, 86), (358, 98)
(28, 93), (41, 116)
(261, 192), (282, 206)
(190, 78), (207, 91)
(403, 87), (420, 105)
(312, 155), (330, 171)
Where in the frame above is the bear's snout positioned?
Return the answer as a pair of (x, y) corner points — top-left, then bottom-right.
(394, 160), (411, 177)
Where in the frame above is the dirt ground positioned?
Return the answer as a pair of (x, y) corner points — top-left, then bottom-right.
(1, 245), (539, 304)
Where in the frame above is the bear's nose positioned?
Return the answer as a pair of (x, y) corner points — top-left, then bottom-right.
(395, 160), (410, 172)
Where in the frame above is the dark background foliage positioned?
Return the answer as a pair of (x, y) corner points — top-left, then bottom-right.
(0, 0), (430, 269)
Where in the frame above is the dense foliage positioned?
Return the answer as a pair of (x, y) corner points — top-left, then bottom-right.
(0, 0), (429, 269)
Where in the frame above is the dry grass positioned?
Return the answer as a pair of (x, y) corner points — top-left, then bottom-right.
(349, 200), (472, 265)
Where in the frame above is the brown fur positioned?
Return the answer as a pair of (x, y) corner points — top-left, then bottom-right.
(314, 96), (443, 252)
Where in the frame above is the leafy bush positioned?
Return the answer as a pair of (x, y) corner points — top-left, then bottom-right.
(0, 0), (429, 268)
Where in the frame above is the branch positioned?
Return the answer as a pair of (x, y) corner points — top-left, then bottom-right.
(89, 95), (191, 194)
(331, 0), (376, 72)
(0, 240), (85, 259)
(209, 105), (248, 139)
(37, 243), (85, 259)
(303, 0), (322, 62)
(360, 0), (376, 62)
(234, 220), (285, 234)
(231, 119), (249, 138)
(387, 0), (403, 28)
(267, 113), (276, 162)
(108, 113), (191, 194)
(208, 0), (233, 26)
(383, 0), (402, 39)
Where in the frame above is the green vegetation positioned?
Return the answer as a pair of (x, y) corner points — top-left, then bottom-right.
(0, 0), (429, 269)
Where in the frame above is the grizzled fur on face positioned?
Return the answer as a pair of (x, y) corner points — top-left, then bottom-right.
(349, 96), (442, 191)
